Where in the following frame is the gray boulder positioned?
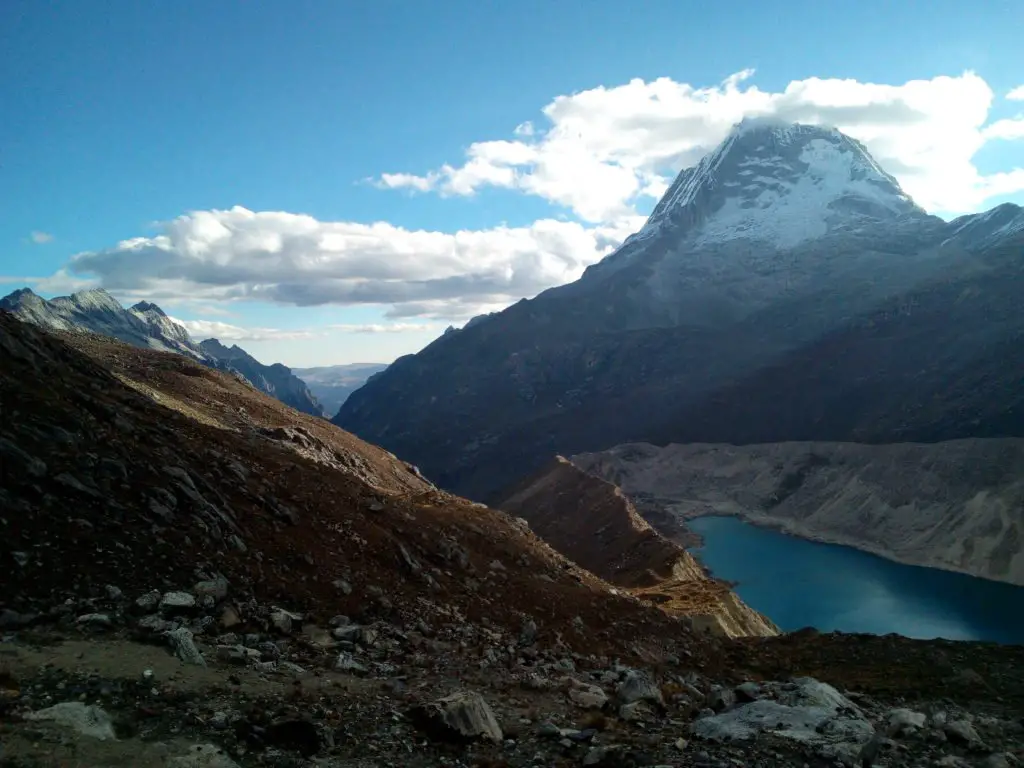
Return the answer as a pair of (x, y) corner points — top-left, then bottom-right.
(411, 691), (503, 744)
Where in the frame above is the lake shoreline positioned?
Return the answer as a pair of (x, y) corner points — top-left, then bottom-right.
(681, 514), (1024, 643)
(677, 508), (1024, 588)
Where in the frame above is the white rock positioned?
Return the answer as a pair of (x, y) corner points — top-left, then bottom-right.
(413, 691), (503, 743)
(335, 652), (368, 674)
(160, 591), (197, 612)
(617, 670), (663, 706)
(167, 626), (206, 666)
(692, 678), (872, 749)
(167, 744), (241, 767)
(944, 719), (982, 746)
(568, 681), (608, 710)
(887, 707), (927, 735)
(25, 702), (116, 740)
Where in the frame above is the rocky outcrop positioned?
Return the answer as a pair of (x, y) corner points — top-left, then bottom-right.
(574, 439), (1024, 586)
(498, 457), (778, 637)
(336, 121), (1024, 504)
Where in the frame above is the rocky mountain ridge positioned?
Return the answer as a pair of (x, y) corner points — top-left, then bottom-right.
(336, 120), (1024, 504)
(0, 287), (325, 416)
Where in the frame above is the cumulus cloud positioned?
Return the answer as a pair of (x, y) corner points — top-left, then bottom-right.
(1008, 85), (1024, 101)
(62, 206), (640, 318)
(984, 117), (1024, 141)
(30, 231), (54, 244)
(379, 69), (1024, 218)
(171, 318), (315, 342)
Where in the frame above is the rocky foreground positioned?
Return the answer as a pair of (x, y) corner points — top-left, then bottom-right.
(2, 595), (1024, 768)
(2, 312), (1024, 767)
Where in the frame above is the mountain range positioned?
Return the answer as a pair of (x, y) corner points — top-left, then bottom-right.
(0, 287), (325, 417)
(336, 119), (1024, 503)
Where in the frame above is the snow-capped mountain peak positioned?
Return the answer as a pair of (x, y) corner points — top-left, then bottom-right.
(637, 120), (925, 248)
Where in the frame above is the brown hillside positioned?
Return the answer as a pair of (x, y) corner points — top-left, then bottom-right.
(0, 313), (701, 658)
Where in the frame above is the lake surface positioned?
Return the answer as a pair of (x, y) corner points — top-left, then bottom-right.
(687, 515), (1024, 644)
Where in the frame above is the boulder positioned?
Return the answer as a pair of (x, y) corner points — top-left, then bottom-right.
(25, 702), (116, 740)
(160, 591), (197, 613)
(410, 691), (503, 744)
(616, 670), (664, 707)
(167, 626), (207, 666)
(167, 744), (241, 768)
(887, 708), (927, 736)
(569, 681), (609, 710)
(692, 678), (873, 761)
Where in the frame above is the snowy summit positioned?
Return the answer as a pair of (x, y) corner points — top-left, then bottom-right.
(638, 119), (926, 248)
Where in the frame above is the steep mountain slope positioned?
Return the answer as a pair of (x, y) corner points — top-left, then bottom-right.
(336, 120), (1023, 502)
(573, 439), (1024, 585)
(0, 287), (324, 417)
(0, 310), (693, 651)
(646, 235), (1024, 447)
(498, 457), (779, 637)
(293, 362), (389, 416)
(199, 338), (326, 417)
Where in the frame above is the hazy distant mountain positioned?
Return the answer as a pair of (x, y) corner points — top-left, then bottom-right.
(292, 363), (389, 417)
(336, 119), (1024, 502)
(0, 287), (324, 417)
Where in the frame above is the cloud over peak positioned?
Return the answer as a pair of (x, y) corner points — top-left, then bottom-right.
(379, 69), (1023, 220)
(34, 70), (1024, 323)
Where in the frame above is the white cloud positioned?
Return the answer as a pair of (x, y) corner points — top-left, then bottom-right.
(30, 231), (54, 244)
(0, 275), (44, 285)
(380, 69), (1024, 218)
(328, 322), (438, 334)
(171, 317), (315, 342)
(63, 206), (641, 318)
(1008, 85), (1024, 101)
(983, 116), (1024, 141)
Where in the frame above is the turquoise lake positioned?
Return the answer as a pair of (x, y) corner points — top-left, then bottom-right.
(686, 515), (1024, 644)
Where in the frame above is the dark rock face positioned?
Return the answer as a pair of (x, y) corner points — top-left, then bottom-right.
(0, 287), (325, 417)
(335, 121), (1024, 503)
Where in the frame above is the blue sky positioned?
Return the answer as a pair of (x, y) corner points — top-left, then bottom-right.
(2, 0), (1023, 365)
